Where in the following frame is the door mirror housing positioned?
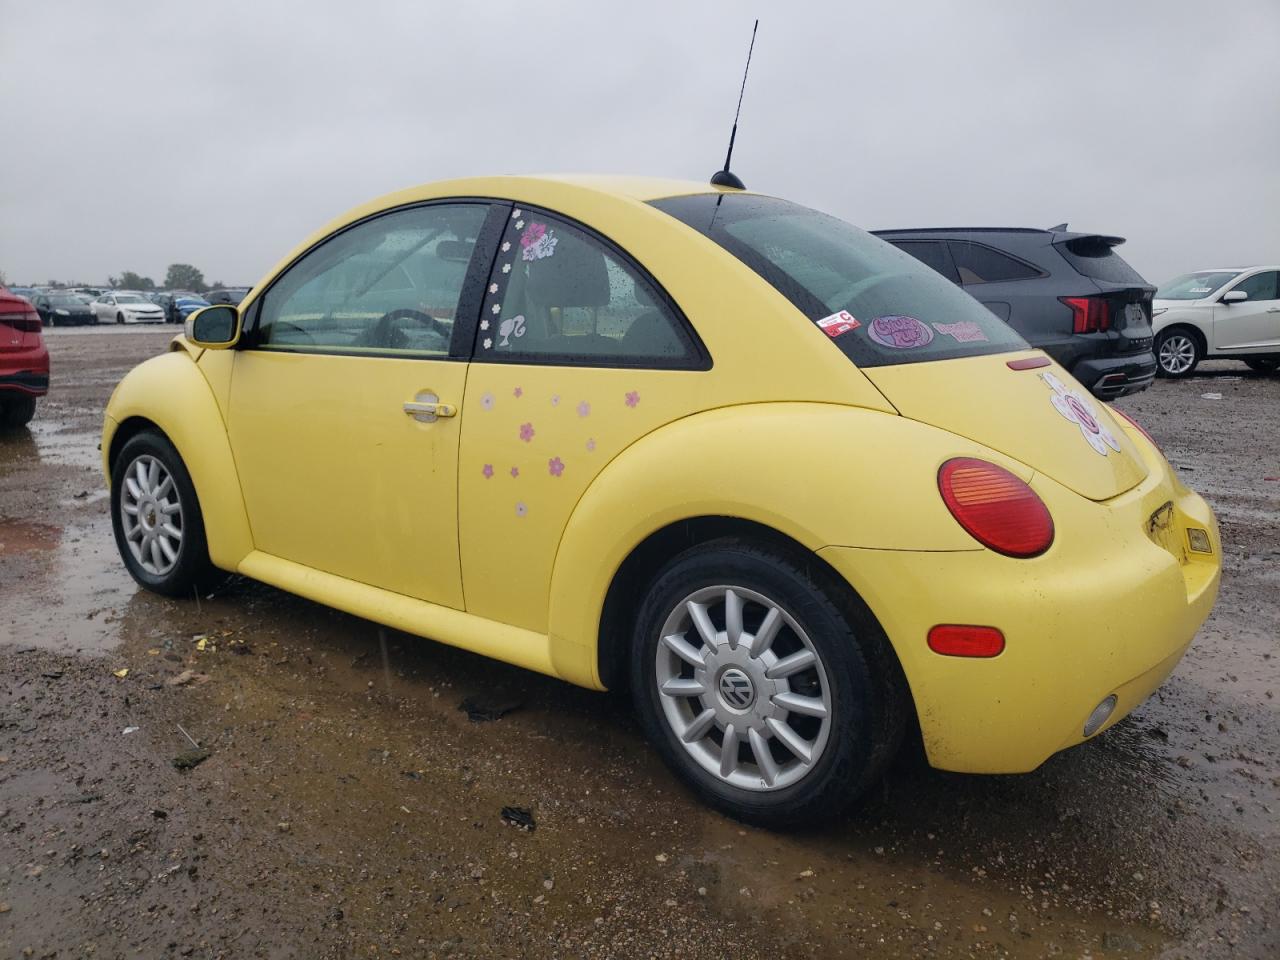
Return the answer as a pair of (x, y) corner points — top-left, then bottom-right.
(1221, 290), (1248, 304)
(185, 305), (241, 348)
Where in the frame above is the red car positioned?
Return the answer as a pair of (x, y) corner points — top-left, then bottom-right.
(0, 288), (49, 428)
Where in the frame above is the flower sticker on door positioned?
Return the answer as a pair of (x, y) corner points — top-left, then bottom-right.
(625, 390), (640, 408)
(548, 456), (565, 477)
(1040, 372), (1121, 456)
(520, 222), (558, 262)
(576, 400), (590, 418)
(515, 501), (528, 518)
(519, 422), (535, 442)
(480, 391), (495, 411)
(481, 464), (494, 479)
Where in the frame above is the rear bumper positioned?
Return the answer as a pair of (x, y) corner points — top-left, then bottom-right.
(1072, 351), (1157, 399)
(818, 446), (1219, 774)
(1037, 336), (1157, 399)
(0, 345), (50, 397)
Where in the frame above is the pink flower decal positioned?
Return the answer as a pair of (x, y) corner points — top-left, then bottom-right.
(550, 394), (560, 406)
(520, 222), (546, 248)
(480, 391), (495, 411)
(548, 456), (565, 477)
(481, 464), (494, 479)
(513, 386), (523, 398)
(625, 390), (640, 408)
(577, 400), (590, 417)
(520, 221), (558, 261)
(515, 501), (528, 518)
(519, 422), (535, 443)
(510, 466), (520, 478)
(586, 438), (596, 452)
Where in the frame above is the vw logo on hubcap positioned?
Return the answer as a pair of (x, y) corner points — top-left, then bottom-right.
(718, 669), (755, 710)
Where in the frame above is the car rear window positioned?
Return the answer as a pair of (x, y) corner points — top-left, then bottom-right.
(651, 193), (1026, 367)
(1057, 238), (1146, 284)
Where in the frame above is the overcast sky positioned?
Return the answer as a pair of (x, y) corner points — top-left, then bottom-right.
(2, 0), (1277, 288)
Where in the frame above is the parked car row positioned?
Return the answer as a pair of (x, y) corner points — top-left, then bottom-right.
(3, 287), (254, 325)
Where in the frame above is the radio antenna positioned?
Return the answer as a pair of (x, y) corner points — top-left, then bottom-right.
(710, 19), (759, 190)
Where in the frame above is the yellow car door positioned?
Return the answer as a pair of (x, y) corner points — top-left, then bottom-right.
(227, 201), (506, 609)
(456, 206), (714, 633)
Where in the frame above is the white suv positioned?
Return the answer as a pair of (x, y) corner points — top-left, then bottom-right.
(1152, 266), (1280, 377)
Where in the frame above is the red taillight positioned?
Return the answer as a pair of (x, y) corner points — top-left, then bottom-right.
(1060, 295), (1110, 334)
(927, 625), (1005, 658)
(1112, 407), (1160, 451)
(938, 458), (1054, 558)
(0, 308), (42, 333)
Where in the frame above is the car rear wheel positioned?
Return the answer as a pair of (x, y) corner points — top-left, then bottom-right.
(116, 312), (125, 324)
(110, 429), (223, 597)
(1245, 358), (1279, 375)
(630, 539), (903, 826)
(1155, 329), (1202, 378)
(0, 396), (37, 429)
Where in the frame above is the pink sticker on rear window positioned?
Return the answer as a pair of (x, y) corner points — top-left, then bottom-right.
(868, 315), (934, 349)
(932, 321), (989, 343)
(817, 310), (861, 338)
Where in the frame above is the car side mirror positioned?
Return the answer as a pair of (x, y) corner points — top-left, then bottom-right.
(185, 305), (241, 348)
(1221, 290), (1248, 304)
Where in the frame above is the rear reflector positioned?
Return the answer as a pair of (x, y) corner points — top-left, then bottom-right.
(1060, 295), (1110, 334)
(927, 625), (1005, 658)
(938, 458), (1055, 557)
(1006, 355), (1051, 371)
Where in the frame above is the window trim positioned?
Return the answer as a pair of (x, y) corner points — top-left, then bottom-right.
(1225, 269), (1280, 303)
(466, 204), (712, 371)
(945, 239), (1046, 286)
(238, 197), (508, 362)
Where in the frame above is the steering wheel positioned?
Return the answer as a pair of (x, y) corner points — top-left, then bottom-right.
(361, 308), (449, 350)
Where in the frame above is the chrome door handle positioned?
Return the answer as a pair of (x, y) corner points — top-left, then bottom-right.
(403, 392), (456, 422)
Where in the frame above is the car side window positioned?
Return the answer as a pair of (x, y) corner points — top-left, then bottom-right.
(948, 241), (1040, 284)
(1232, 271), (1279, 301)
(890, 241), (959, 283)
(474, 209), (701, 367)
(255, 203), (490, 356)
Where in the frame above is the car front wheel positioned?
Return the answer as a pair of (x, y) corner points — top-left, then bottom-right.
(1155, 328), (1202, 378)
(630, 540), (904, 826)
(1245, 358), (1279, 375)
(110, 429), (222, 597)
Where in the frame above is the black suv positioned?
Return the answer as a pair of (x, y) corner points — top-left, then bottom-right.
(873, 226), (1156, 399)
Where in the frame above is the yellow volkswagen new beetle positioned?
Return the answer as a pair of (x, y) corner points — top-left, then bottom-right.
(103, 175), (1220, 824)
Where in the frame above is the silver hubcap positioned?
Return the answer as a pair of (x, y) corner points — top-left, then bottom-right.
(120, 454), (183, 576)
(1159, 334), (1196, 374)
(655, 585), (833, 792)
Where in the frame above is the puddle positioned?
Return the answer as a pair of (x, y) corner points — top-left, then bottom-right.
(0, 518), (60, 555)
(0, 515), (139, 654)
(28, 419), (103, 471)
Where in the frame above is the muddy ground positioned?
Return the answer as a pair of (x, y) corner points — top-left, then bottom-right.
(1, 327), (1276, 960)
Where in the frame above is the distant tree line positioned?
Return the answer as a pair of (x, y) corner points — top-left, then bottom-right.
(3, 263), (220, 293)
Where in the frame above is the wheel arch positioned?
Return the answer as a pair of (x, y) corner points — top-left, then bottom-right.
(103, 351), (252, 570)
(1159, 322), (1208, 353)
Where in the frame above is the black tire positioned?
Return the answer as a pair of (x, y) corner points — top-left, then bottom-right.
(1245, 358), (1279, 375)
(1155, 327), (1203, 378)
(629, 538), (905, 827)
(110, 429), (223, 598)
(0, 395), (37, 429)
(116, 312), (125, 325)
